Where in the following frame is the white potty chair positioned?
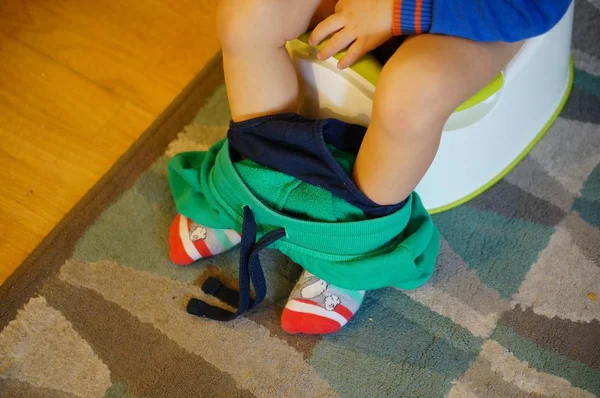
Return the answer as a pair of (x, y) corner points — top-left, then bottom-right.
(286, 2), (574, 213)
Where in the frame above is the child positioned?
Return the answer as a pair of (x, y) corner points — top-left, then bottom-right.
(171, 0), (572, 334)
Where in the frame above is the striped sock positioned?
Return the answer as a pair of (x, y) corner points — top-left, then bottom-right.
(281, 270), (365, 335)
(169, 214), (241, 265)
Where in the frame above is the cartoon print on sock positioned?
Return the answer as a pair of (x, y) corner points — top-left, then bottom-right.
(297, 275), (341, 311)
(189, 222), (207, 242)
(301, 279), (327, 298)
(324, 295), (341, 311)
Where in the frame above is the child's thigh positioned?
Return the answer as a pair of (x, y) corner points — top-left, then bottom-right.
(374, 34), (521, 121)
(217, 0), (335, 46)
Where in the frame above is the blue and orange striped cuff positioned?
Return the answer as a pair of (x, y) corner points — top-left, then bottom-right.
(392, 0), (433, 36)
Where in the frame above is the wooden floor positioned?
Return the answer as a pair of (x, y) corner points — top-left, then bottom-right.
(0, 0), (220, 283)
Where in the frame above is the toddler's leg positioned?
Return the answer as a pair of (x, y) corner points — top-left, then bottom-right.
(354, 35), (523, 205)
(217, 0), (336, 121)
(170, 0), (335, 265)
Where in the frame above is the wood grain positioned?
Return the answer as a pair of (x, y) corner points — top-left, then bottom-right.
(0, 0), (220, 283)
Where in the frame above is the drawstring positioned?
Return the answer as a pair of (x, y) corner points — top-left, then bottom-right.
(186, 206), (286, 321)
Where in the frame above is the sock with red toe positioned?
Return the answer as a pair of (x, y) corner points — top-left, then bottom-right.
(169, 213), (241, 265)
(281, 270), (365, 334)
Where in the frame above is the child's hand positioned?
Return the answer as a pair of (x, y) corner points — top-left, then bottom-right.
(309, 0), (394, 69)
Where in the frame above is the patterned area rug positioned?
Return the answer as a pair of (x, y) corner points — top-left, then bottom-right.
(2, 3), (600, 397)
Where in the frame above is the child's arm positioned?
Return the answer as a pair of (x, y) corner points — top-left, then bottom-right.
(395, 0), (572, 42)
(311, 0), (572, 68)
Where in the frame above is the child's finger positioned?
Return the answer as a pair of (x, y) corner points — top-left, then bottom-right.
(337, 38), (366, 69)
(317, 29), (355, 61)
(309, 13), (344, 46)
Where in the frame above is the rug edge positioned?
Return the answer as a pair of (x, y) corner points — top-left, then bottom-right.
(0, 53), (225, 330)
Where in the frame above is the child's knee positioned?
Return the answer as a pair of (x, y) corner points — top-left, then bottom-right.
(373, 61), (450, 139)
(217, 0), (280, 51)
(217, 0), (312, 52)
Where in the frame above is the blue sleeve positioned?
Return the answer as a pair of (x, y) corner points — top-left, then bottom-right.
(395, 0), (572, 42)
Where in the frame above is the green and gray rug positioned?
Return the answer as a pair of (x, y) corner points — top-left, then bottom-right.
(2, 2), (600, 397)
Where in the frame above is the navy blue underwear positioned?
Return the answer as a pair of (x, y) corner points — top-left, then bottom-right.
(227, 113), (406, 218)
